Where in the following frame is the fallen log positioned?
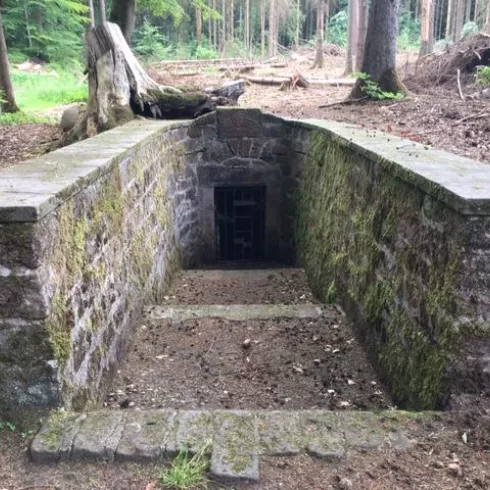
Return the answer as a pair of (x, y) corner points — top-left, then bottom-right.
(68, 22), (244, 142)
(245, 75), (356, 87)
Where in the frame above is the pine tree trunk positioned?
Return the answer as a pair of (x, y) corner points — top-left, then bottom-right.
(345, 0), (359, 75)
(0, 6), (18, 113)
(356, 0), (368, 71)
(454, 0), (464, 40)
(446, 0), (454, 40)
(269, 0), (277, 57)
(109, 0), (135, 44)
(213, 0), (217, 50)
(245, 0), (250, 51)
(351, 0), (406, 98)
(221, 0), (226, 51)
(196, 8), (202, 46)
(313, 1), (325, 68)
(486, 0), (490, 33)
(419, 0), (434, 55)
(465, 0), (471, 23)
(261, 0), (266, 57)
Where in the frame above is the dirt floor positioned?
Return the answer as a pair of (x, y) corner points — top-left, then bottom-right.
(105, 269), (390, 411)
(1, 411), (490, 489)
(163, 269), (316, 305)
(0, 123), (62, 169)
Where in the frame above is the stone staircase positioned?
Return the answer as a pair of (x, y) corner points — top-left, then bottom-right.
(30, 269), (413, 483)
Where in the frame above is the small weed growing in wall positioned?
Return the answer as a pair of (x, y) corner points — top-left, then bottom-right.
(159, 441), (211, 490)
(354, 72), (405, 101)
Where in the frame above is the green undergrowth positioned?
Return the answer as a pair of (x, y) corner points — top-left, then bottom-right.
(12, 68), (88, 112)
(0, 111), (51, 126)
(159, 441), (212, 490)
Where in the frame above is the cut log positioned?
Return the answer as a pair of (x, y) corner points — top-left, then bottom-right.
(206, 80), (246, 101)
(68, 22), (244, 142)
(246, 75), (355, 87)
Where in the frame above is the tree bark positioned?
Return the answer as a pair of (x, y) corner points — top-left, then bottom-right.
(196, 8), (203, 46)
(212, 0), (217, 49)
(446, 0), (454, 40)
(313, 1), (325, 69)
(486, 0), (490, 33)
(345, 0), (358, 75)
(269, 0), (277, 57)
(419, 0), (434, 56)
(0, 6), (18, 113)
(110, 0), (136, 44)
(351, 0), (406, 98)
(245, 0), (250, 51)
(261, 0), (266, 57)
(454, 0), (464, 40)
(356, 0), (368, 71)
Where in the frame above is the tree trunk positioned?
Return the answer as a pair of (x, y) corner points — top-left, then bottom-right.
(345, 0), (358, 75)
(245, 0), (250, 51)
(88, 0), (95, 28)
(0, 6), (18, 113)
(295, 0), (301, 47)
(356, 0), (368, 71)
(109, 0), (135, 44)
(465, 0), (471, 23)
(486, 0), (490, 33)
(351, 0), (406, 98)
(213, 0), (218, 49)
(446, 0), (454, 40)
(196, 8), (203, 46)
(419, 0), (434, 56)
(313, 1), (325, 68)
(221, 0), (226, 51)
(100, 0), (107, 23)
(69, 23), (241, 142)
(261, 0), (266, 57)
(454, 0), (464, 40)
(269, 0), (277, 57)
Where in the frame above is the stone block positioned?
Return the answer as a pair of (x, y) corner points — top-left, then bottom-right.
(210, 411), (260, 483)
(258, 411), (301, 456)
(340, 412), (384, 451)
(115, 410), (177, 462)
(71, 411), (126, 461)
(217, 108), (263, 139)
(302, 411), (345, 461)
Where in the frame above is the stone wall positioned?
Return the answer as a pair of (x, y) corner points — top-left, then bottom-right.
(1, 109), (490, 412)
(296, 120), (490, 410)
(0, 121), (199, 411)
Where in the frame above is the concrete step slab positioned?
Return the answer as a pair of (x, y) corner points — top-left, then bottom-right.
(147, 304), (326, 323)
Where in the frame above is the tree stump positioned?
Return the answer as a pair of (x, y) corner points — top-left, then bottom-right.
(68, 22), (245, 142)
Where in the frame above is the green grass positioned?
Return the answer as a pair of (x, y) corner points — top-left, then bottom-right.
(12, 68), (88, 112)
(0, 66), (88, 126)
(159, 442), (211, 490)
(0, 111), (51, 126)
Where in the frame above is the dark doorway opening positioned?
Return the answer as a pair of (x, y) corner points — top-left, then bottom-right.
(215, 186), (266, 261)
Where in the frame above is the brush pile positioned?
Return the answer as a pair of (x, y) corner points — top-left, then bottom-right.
(406, 33), (490, 89)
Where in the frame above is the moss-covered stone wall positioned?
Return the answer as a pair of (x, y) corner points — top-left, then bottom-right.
(0, 121), (199, 411)
(296, 126), (490, 410)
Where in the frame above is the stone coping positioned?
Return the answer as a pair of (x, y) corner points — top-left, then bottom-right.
(297, 119), (490, 216)
(0, 119), (187, 222)
(1, 110), (490, 222)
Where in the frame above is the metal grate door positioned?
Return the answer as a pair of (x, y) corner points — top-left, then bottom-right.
(215, 186), (266, 261)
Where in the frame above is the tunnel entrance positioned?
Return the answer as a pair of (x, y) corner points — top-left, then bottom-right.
(215, 186), (266, 261)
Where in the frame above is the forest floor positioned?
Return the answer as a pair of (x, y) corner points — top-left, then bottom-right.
(1, 48), (489, 167)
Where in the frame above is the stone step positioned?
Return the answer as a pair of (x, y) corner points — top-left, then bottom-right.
(178, 268), (305, 281)
(147, 303), (328, 323)
(30, 409), (416, 483)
